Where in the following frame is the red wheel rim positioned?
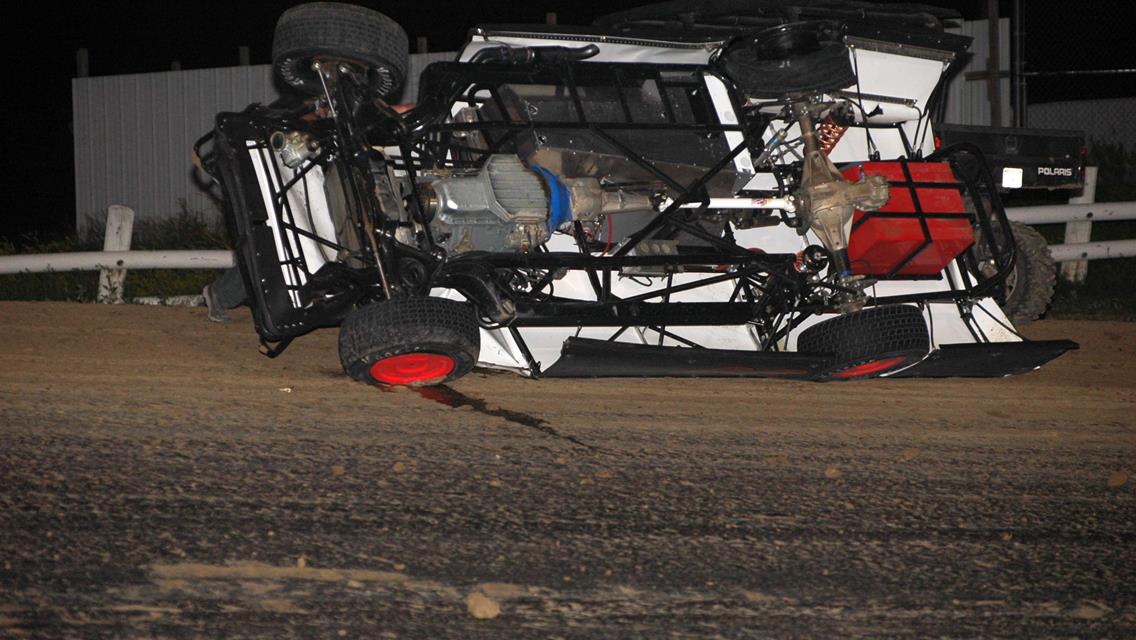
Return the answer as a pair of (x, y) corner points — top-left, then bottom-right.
(369, 352), (455, 385)
(830, 355), (909, 380)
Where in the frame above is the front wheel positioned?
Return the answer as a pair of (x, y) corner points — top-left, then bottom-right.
(974, 209), (1057, 326)
(797, 304), (930, 381)
(338, 297), (480, 386)
(272, 2), (409, 99)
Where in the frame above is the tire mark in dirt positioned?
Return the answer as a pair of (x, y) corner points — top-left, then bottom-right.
(411, 385), (608, 452)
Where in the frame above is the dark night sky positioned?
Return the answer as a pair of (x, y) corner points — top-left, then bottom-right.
(9, 1), (1133, 241)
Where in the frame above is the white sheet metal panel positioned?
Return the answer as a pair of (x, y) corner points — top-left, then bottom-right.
(942, 18), (1011, 127)
(72, 53), (454, 233)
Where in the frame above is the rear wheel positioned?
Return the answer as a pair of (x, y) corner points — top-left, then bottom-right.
(975, 219), (1057, 325)
(338, 297), (480, 386)
(272, 2), (409, 99)
(798, 305), (930, 381)
(1002, 221), (1057, 325)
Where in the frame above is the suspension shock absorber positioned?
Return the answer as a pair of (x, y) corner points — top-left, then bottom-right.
(793, 245), (830, 274)
(815, 117), (848, 156)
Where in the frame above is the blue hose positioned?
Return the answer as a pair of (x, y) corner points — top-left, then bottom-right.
(529, 164), (573, 233)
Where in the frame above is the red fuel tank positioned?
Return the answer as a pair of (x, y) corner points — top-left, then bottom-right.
(843, 161), (974, 277)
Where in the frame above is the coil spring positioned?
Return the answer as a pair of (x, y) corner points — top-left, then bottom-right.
(816, 117), (848, 155)
(793, 250), (808, 273)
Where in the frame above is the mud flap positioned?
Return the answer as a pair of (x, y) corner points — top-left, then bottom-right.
(541, 338), (826, 379)
(890, 340), (1078, 378)
(540, 337), (1077, 379)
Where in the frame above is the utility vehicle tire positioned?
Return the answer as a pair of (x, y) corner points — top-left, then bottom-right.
(1002, 221), (1057, 325)
(338, 297), (480, 386)
(798, 304), (930, 381)
(273, 2), (408, 99)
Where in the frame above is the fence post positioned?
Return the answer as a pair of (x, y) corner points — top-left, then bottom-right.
(1060, 166), (1098, 284)
(97, 205), (135, 304)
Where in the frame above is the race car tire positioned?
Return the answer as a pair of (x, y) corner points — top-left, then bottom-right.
(338, 297), (480, 386)
(798, 304), (930, 381)
(1001, 221), (1057, 325)
(716, 21), (856, 98)
(272, 2), (408, 99)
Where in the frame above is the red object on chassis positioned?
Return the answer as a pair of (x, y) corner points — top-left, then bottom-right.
(845, 161), (976, 278)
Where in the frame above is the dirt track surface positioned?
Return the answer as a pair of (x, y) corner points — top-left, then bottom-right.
(1, 301), (1133, 638)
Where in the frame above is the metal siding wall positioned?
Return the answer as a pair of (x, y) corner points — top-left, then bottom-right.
(942, 18), (1012, 127)
(72, 52), (454, 232)
(73, 66), (278, 232)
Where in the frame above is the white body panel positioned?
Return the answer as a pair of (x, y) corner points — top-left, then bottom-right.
(439, 31), (1012, 375)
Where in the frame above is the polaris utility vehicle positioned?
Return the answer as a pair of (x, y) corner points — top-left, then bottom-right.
(199, 1), (1077, 386)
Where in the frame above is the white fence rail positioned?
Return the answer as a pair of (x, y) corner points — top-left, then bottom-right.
(1048, 239), (1136, 263)
(0, 250), (235, 274)
(1006, 197), (1136, 266)
(1006, 201), (1136, 225)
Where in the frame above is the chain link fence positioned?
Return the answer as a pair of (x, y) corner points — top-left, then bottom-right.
(1021, 0), (1136, 156)
(1017, 0), (1135, 303)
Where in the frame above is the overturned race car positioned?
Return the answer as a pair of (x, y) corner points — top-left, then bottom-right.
(197, 0), (1076, 386)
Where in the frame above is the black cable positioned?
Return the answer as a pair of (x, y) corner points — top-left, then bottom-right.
(910, 103), (927, 158)
(850, 49), (879, 160)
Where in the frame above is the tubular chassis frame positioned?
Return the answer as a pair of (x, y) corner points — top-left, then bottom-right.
(203, 57), (1017, 361)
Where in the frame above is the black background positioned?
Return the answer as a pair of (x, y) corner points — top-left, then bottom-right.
(8, 1), (1132, 241)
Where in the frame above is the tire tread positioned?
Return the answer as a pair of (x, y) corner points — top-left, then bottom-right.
(272, 2), (408, 98)
(1003, 221), (1056, 325)
(797, 305), (930, 380)
(338, 297), (480, 385)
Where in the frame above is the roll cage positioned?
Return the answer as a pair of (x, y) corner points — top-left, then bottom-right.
(201, 52), (1017, 357)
